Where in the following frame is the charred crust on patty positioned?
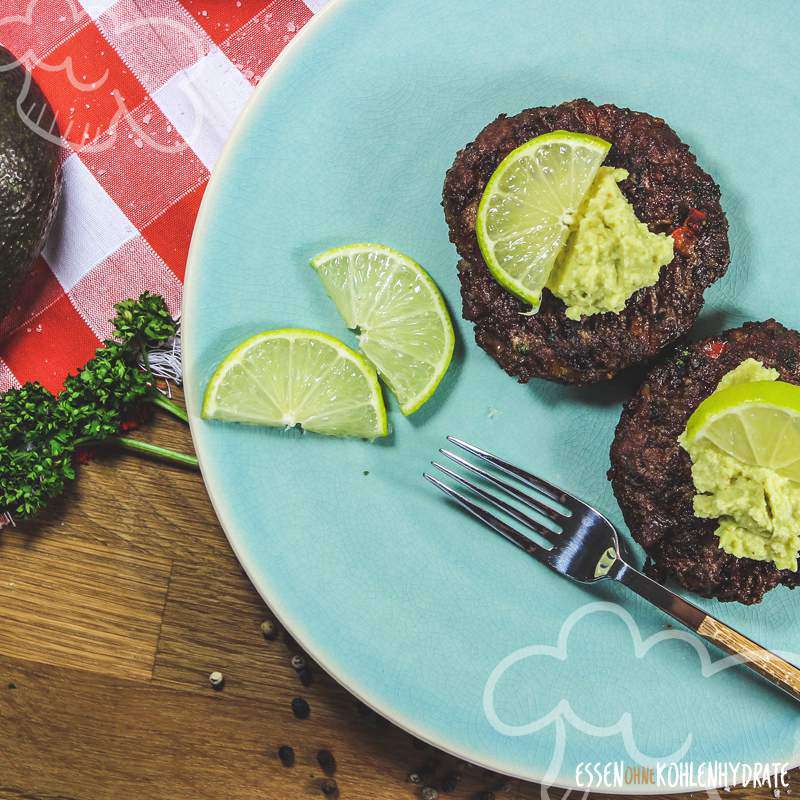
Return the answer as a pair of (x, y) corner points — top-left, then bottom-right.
(609, 320), (800, 604)
(443, 99), (730, 385)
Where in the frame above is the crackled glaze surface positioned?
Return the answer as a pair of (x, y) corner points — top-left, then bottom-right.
(183, 0), (800, 789)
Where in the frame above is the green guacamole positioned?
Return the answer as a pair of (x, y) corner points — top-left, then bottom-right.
(546, 167), (674, 320)
(679, 359), (800, 570)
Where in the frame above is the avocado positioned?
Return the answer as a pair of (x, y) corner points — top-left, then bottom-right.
(679, 359), (800, 571)
(546, 166), (674, 321)
(0, 46), (61, 321)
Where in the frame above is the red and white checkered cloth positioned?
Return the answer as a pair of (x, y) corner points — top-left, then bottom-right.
(0, 0), (326, 393)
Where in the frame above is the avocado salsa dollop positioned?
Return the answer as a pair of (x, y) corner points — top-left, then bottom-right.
(546, 166), (675, 320)
(679, 359), (800, 571)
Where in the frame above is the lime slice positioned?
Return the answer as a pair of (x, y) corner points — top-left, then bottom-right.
(476, 130), (611, 308)
(202, 328), (387, 439)
(684, 380), (800, 481)
(310, 244), (455, 415)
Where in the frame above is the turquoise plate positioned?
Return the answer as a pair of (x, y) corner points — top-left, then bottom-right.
(183, 0), (800, 791)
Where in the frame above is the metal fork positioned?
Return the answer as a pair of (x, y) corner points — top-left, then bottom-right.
(424, 436), (800, 703)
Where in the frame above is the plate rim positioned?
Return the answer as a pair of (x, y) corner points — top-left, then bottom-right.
(180, 1), (796, 792)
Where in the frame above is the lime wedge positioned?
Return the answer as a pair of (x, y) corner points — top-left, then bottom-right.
(202, 328), (387, 439)
(684, 380), (800, 481)
(476, 130), (611, 308)
(310, 244), (455, 415)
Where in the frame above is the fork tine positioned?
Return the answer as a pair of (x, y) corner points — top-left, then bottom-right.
(439, 448), (565, 522)
(431, 462), (560, 544)
(423, 473), (550, 562)
(446, 436), (578, 509)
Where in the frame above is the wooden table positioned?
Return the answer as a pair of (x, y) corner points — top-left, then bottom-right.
(1, 392), (795, 800)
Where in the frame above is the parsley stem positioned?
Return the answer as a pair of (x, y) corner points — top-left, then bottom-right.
(152, 393), (189, 423)
(115, 436), (199, 468)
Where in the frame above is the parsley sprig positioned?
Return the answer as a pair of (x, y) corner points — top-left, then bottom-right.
(0, 292), (197, 522)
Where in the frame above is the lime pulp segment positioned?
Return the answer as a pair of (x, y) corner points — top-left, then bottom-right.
(202, 328), (387, 439)
(476, 130), (611, 308)
(685, 380), (800, 482)
(310, 244), (455, 415)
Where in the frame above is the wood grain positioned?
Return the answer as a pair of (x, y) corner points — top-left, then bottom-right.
(698, 615), (800, 700)
(0, 396), (797, 799)
(0, 530), (171, 680)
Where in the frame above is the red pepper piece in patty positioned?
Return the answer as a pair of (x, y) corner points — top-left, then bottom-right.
(685, 208), (707, 232)
(672, 226), (694, 255)
(702, 339), (726, 359)
(671, 207), (707, 256)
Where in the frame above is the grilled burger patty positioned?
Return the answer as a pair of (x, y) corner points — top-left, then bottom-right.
(609, 320), (800, 604)
(443, 99), (730, 384)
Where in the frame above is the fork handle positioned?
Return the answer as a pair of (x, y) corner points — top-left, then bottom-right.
(613, 561), (800, 702)
(695, 616), (800, 701)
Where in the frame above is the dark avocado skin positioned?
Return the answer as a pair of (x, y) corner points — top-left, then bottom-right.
(0, 46), (61, 320)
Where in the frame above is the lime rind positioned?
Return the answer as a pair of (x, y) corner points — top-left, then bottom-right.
(202, 328), (388, 440)
(310, 243), (455, 415)
(685, 380), (800, 481)
(476, 130), (612, 308)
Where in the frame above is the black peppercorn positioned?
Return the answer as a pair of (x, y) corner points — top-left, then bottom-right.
(291, 696), (310, 719)
(260, 619), (279, 640)
(421, 787), (439, 800)
(277, 745), (295, 767)
(316, 748), (336, 776)
(290, 654), (307, 671)
(319, 778), (339, 798)
(298, 666), (313, 686)
(407, 772), (422, 785)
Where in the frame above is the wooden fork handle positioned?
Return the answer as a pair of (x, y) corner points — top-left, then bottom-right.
(613, 561), (800, 703)
(696, 615), (800, 701)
